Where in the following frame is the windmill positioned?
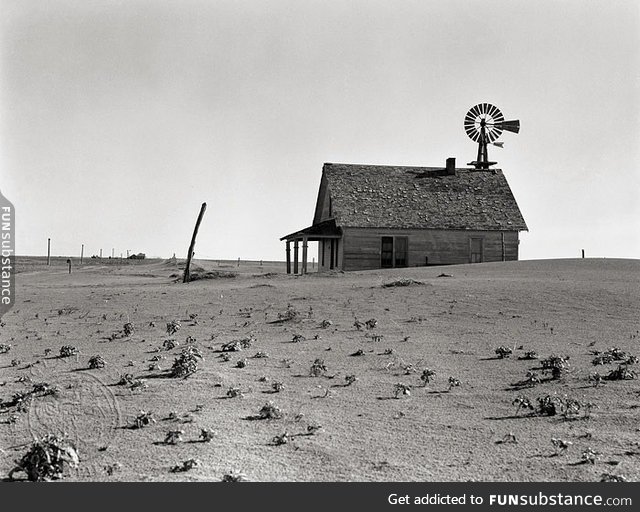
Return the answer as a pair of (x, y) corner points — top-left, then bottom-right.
(464, 103), (520, 169)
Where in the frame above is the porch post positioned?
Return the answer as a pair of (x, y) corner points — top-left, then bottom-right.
(293, 240), (299, 274)
(302, 236), (308, 275)
(286, 241), (291, 274)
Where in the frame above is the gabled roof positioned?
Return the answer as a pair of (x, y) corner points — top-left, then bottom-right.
(314, 163), (528, 231)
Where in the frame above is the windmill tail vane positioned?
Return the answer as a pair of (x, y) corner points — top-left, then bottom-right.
(464, 103), (520, 169)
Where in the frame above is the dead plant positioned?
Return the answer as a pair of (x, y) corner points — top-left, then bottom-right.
(9, 434), (79, 481)
(170, 459), (199, 473)
(420, 368), (436, 386)
(59, 345), (78, 358)
(393, 383), (411, 398)
(309, 358), (328, 377)
(132, 410), (156, 429)
(164, 430), (184, 445)
(447, 377), (461, 391)
(495, 346), (513, 359)
(170, 347), (203, 378)
(258, 401), (283, 419)
(88, 355), (106, 369)
(166, 320), (181, 335)
(200, 428), (215, 442)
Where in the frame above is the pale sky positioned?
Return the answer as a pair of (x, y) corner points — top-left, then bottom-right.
(1, 0), (638, 261)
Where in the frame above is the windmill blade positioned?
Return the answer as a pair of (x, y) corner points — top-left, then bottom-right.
(469, 104), (482, 119)
(486, 128), (503, 143)
(487, 104), (503, 122)
(493, 119), (520, 134)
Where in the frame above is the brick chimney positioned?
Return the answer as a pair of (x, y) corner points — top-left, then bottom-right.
(446, 157), (456, 176)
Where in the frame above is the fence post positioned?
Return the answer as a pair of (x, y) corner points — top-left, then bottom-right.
(183, 202), (207, 283)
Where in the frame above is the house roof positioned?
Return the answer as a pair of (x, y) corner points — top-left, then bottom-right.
(315, 163), (528, 231)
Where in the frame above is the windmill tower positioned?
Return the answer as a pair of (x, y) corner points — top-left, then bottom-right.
(464, 103), (520, 169)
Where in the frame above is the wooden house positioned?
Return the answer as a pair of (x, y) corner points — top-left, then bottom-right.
(280, 158), (528, 273)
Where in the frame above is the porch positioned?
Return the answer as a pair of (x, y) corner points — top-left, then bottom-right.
(279, 219), (342, 274)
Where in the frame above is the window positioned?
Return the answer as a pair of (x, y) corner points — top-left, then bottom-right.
(381, 236), (409, 268)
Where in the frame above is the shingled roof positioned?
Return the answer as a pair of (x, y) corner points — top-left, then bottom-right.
(315, 163), (528, 231)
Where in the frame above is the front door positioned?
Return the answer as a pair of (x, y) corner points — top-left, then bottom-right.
(381, 237), (394, 268)
(394, 237), (408, 267)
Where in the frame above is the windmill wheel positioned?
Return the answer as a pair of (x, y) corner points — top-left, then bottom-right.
(464, 103), (505, 143)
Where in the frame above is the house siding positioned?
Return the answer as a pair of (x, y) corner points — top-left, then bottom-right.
(341, 227), (519, 271)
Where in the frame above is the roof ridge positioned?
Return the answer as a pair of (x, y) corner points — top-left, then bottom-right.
(324, 162), (502, 172)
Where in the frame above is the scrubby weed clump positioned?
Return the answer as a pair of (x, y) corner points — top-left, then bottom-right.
(592, 347), (638, 366)
(601, 473), (627, 482)
(164, 430), (184, 445)
(394, 383), (411, 398)
(88, 355), (106, 369)
(222, 471), (248, 482)
(344, 375), (357, 386)
(227, 386), (243, 398)
(541, 355), (570, 379)
(222, 337), (254, 352)
(581, 447), (598, 464)
(132, 410), (156, 429)
(123, 322), (135, 337)
(171, 459), (199, 473)
(31, 382), (60, 397)
(551, 438), (572, 454)
(170, 347), (203, 378)
(447, 377), (461, 391)
(604, 365), (637, 381)
(420, 368), (436, 386)
(309, 358), (328, 377)
(537, 394), (561, 416)
(278, 304), (300, 323)
(259, 401), (283, 419)
(513, 395), (534, 415)
(166, 320), (181, 336)
(200, 428), (216, 442)
(9, 434), (79, 481)
(495, 346), (513, 359)
(365, 318), (378, 330)
(59, 345), (78, 358)
(0, 343), (11, 353)
(271, 432), (291, 446)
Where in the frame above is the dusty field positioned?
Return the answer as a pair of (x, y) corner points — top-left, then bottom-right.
(1, 257), (639, 482)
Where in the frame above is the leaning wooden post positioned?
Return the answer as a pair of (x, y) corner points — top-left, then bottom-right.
(47, 238), (51, 266)
(183, 202), (207, 283)
(80, 244), (84, 265)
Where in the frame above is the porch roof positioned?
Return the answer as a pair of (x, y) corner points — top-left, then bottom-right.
(279, 219), (342, 242)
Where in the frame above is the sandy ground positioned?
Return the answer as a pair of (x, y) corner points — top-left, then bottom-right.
(0, 257), (638, 482)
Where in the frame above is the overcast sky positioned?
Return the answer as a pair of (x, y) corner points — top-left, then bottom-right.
(1, 0), (638, 261)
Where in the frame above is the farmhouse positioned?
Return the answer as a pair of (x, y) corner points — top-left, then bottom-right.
(280, 158), (528, 273)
